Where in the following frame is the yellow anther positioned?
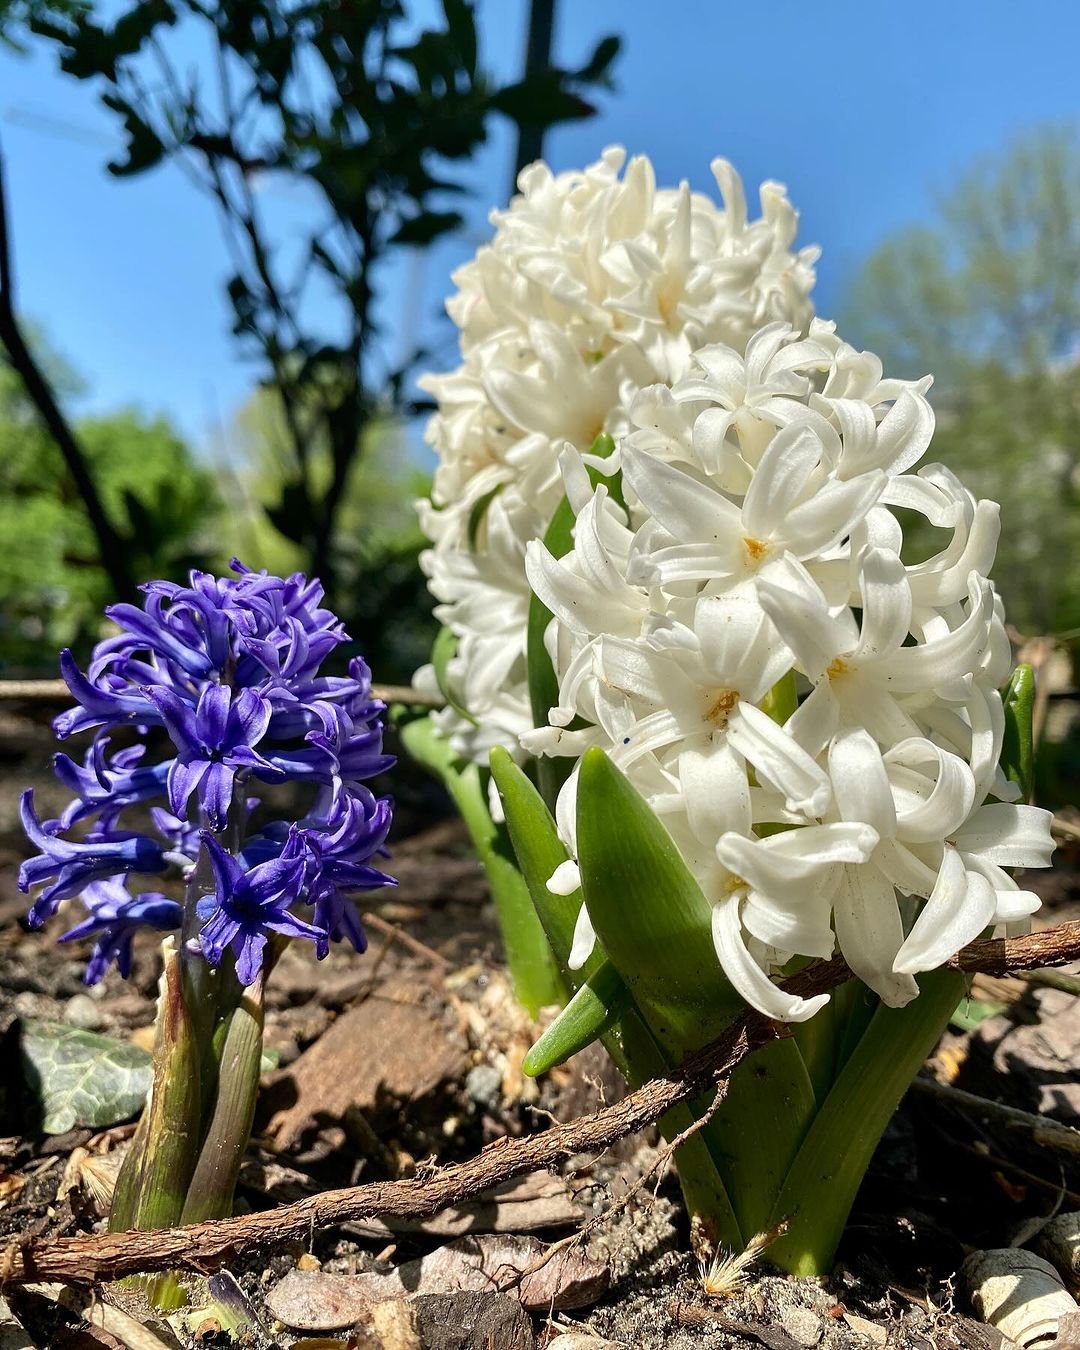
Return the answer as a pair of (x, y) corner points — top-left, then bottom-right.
(706, 689), (739, 724)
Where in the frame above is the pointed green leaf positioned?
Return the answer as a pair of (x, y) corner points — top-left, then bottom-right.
(522, 964), (631, 1076)
(492, 745), (628, 1068)
(492, 748), (742, 1247)
(1001, 663), (1035, 800)
(576, 746), (736, 1031)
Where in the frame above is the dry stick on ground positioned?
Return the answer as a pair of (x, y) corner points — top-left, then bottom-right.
(5, 924), (1080, 1288)
(0, 678), (444, 708)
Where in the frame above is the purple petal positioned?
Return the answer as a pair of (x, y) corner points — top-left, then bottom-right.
(200, 761), (236, 832)
(146, 687), (201, 755)
(234, 930), (267, 987)
(195, 683), (231, 749)
(167, 756), (209, 819)
(230, 688), (272, 745)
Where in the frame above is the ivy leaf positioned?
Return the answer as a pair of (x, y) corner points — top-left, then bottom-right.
(20, 1020), (153, 1134)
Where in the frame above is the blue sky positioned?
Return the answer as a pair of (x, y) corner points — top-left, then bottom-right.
(2, 0), (1080, 452)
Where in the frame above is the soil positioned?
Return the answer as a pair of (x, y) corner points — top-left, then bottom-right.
(2, 697), (1080, 1349)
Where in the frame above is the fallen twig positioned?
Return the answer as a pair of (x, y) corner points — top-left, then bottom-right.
(5, 925), (1080, 1287)
(0, 678), (443, 708)
(910, 1077), (1080, 1159)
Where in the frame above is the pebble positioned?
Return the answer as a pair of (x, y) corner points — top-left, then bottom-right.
(265, 1269), (374, 1331)
(781, 1307), (823, 1347)
(464, 1064), (502, 1108)
(63, 994), (103, 1030)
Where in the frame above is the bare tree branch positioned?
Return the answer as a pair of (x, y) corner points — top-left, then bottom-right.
(0, 144), (135, 603)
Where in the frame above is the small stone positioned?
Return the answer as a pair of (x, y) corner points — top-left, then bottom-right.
(844, 1313), (888, 1346)
(781, 1307), (823, 1347)
(265, 1269), (374, 1331)
(297, 1252), (322, 1271)
(63, 995), (103, 1030)
(464, 1064), (502, 1109)
(411, 1292), (533, 1350)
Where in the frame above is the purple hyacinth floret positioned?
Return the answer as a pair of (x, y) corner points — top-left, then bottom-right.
(20, 560), (395, 985)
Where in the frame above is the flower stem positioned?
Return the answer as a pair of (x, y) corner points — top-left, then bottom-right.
(108, 937), (203, 1311)
(180, 974), (265, 1224)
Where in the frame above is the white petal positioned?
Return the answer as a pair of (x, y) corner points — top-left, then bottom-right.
(885, 739), (977, 844)
(833, 865), (919, 1007)
(679, 739), (752, 843)
(850, 548), (912, 665)
(727, 702), (831, 817)
(741, 422), (822, 541)
(782, 472), (888, 559)
(954, 803), (1055, 868)
(567, 902), (596, 971)
(711, 894), (830, 1023)
(827, 727), (897, 837)
(893, 847), (996, 974)
(547, 859), (582, 896)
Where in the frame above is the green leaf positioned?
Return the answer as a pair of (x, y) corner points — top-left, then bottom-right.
(576, 747), (736, 1031)
(768, 968), (964, 1275)
(1001, 663), (1035, 800)
(491, 747), (742, 1248)
(20, 1020), (153, 1134)
(522, 963), (630, 1076)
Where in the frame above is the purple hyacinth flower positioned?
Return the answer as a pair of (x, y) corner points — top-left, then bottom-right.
(18, 790), (167, 926)
(147, 684), (280, 831)
(197, 831), (325, 986)
(59, 879), (182, 984)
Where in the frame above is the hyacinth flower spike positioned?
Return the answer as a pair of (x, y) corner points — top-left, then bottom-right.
(19, 562), (395, 1308)
(415, 148), (1055, 1274)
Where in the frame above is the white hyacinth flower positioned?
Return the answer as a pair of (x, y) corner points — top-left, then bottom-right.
(525, 320), (1054, 1022)
(417, 147), (820, 762)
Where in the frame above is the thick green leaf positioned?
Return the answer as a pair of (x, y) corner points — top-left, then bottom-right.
(1001, 663), (1035, 800)
(576, 747), (736, 1030)
(491, 746), (741, 1247)
(522, 964), (630, 1076)
(21, 1020), (152, 1134)
(491, 745), (630, 1071)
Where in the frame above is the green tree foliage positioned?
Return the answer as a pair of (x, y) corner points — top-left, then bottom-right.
(843, 127), (1080, 636)
(0, 354), (220, 671)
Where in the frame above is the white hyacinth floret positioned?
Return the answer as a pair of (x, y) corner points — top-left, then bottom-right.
(418, 149), (1055, 1023)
